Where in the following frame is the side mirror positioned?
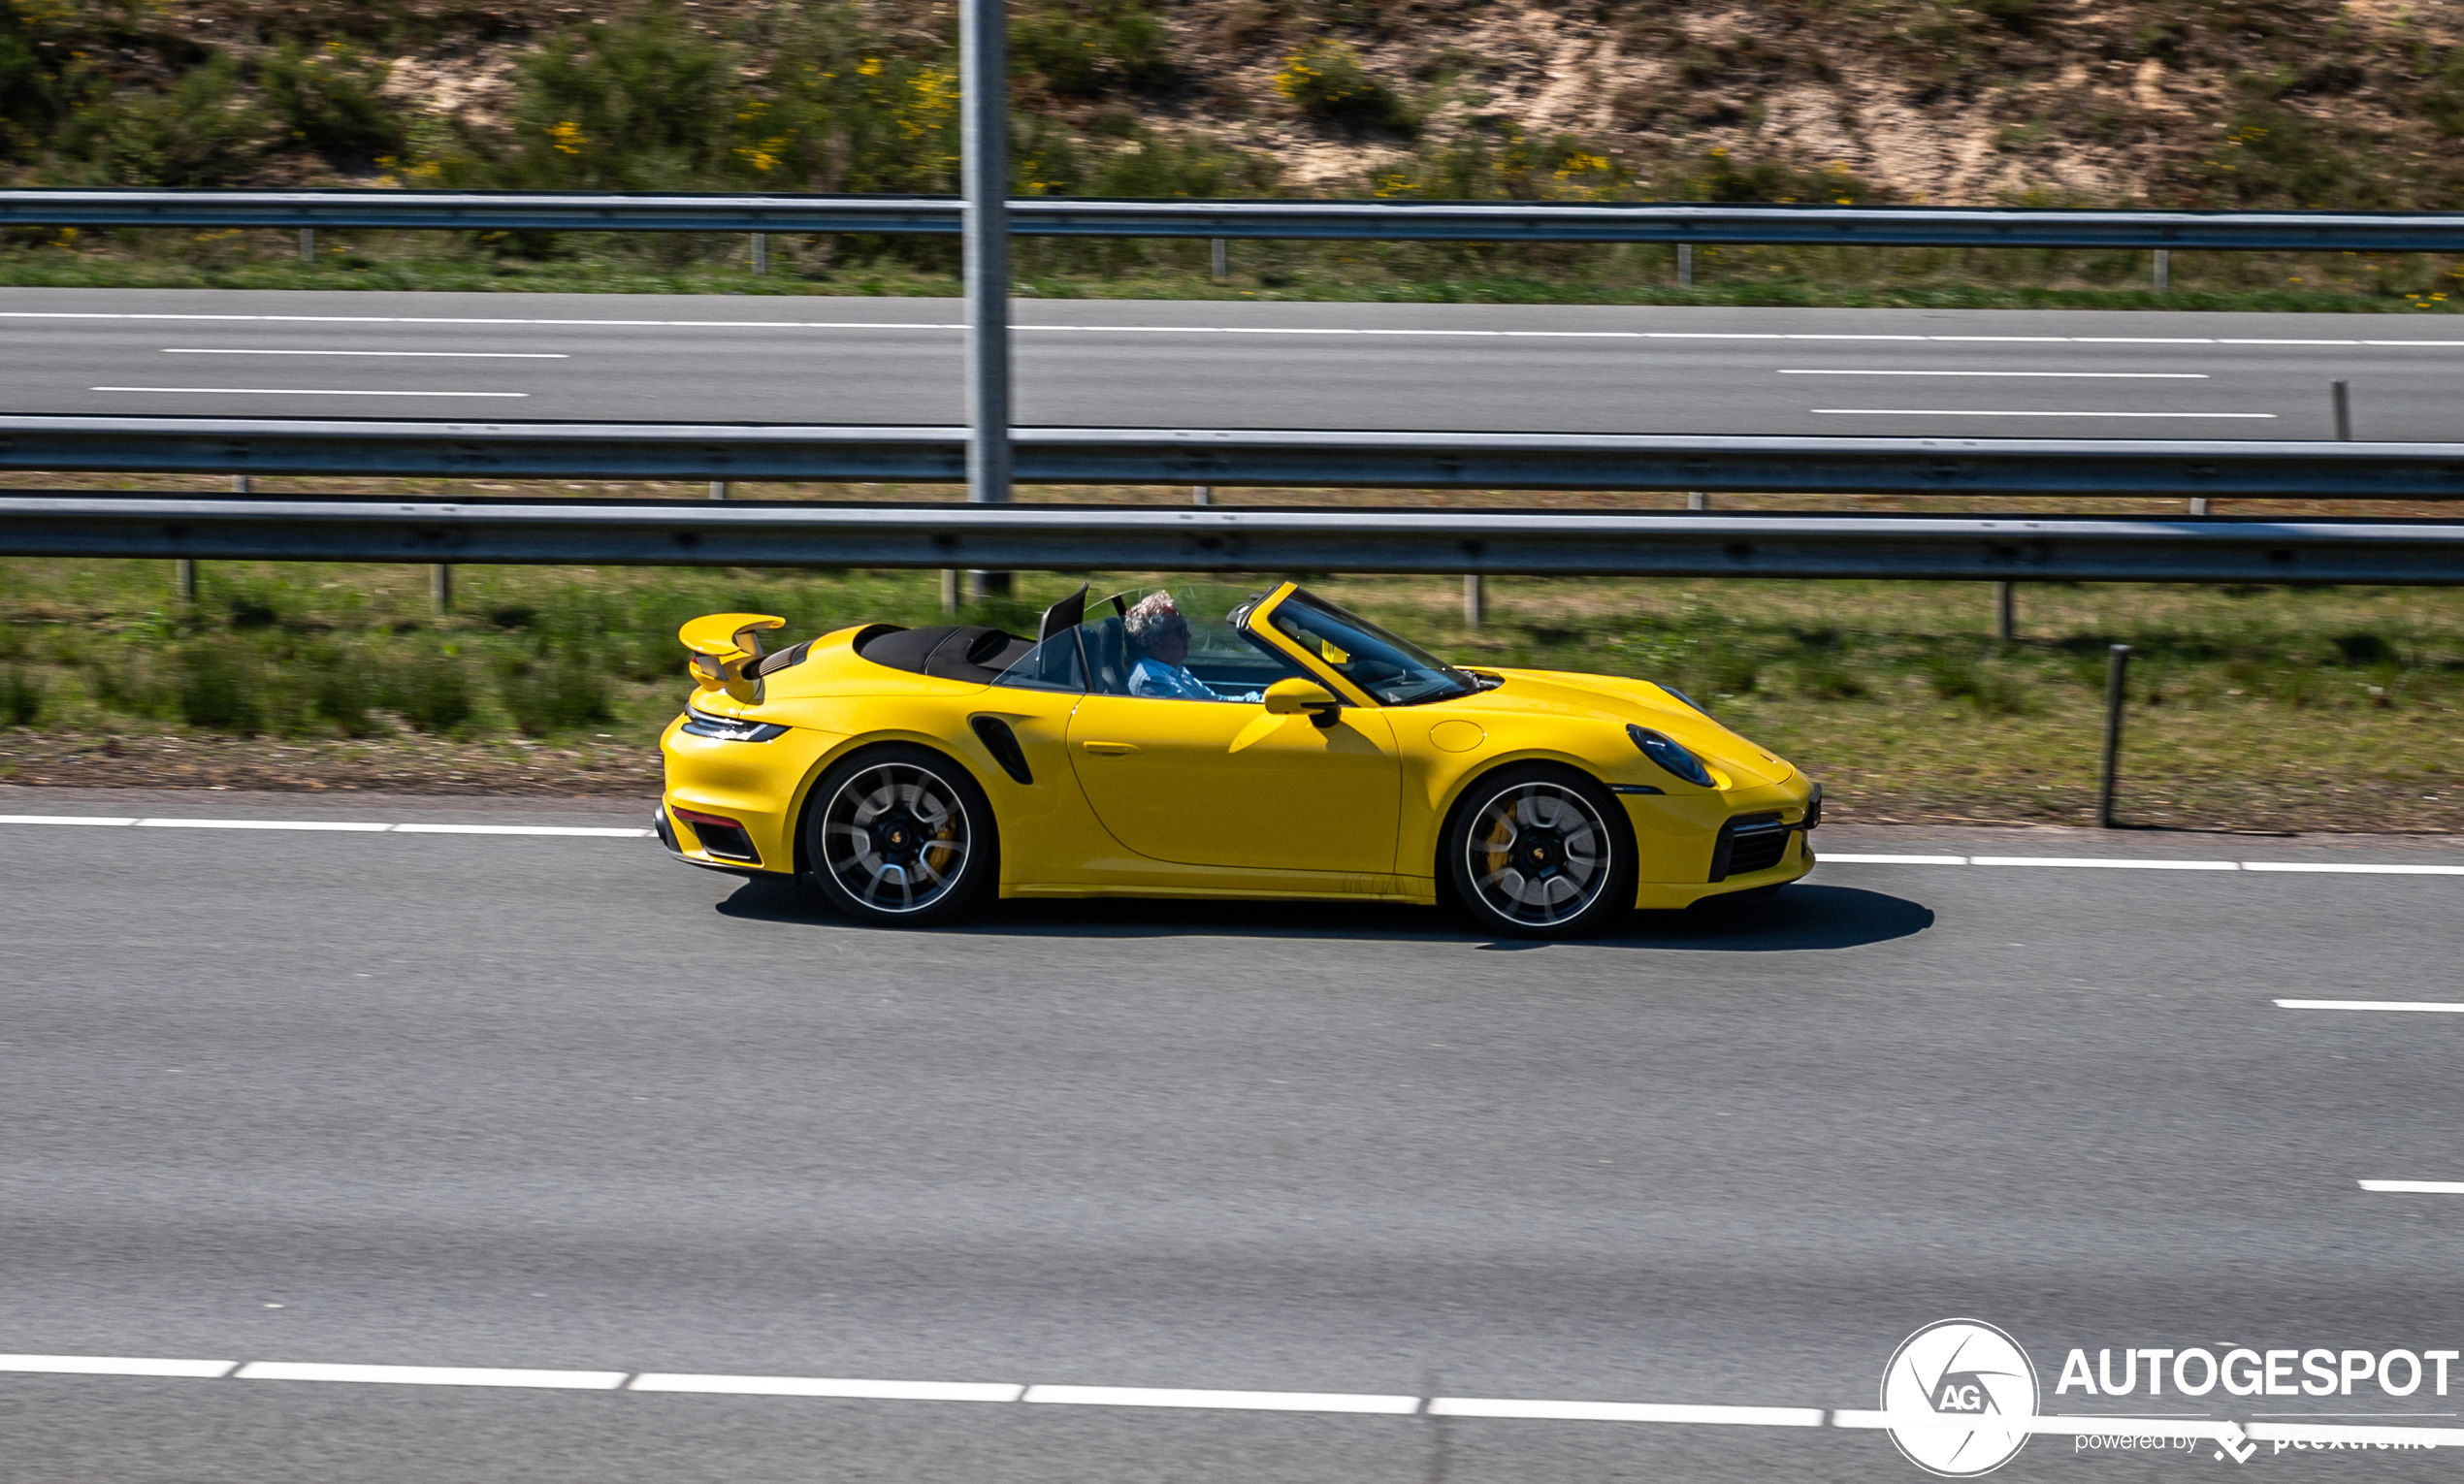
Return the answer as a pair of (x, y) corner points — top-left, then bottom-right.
(1263, 677), (1344, 726)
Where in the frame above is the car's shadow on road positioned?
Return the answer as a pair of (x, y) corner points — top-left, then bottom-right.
(716, 880), (1931, 952)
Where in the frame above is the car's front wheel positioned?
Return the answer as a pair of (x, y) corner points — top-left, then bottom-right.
(1443, 764), (1637, 938)
(804, 745), (996, 926)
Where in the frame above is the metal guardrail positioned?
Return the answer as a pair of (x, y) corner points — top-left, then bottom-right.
(7, 418), (2464, 500)
(5, 189), (2464, 249)
(3, 494), (2458, 584)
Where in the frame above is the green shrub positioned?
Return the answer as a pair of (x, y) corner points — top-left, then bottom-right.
(1792, 651), (1868, 699)
(173, 641), (265, 733)
(1014, 0), (1171, 97)
(0, 664), (41, 726)
(259, 40), (404, 167)
(64, 54), (267, 185)
(499, 649), (612, 736)
(1275, 41), (1413, 134)
(1925, 652), (2035, 716)
(306, 646), (375, 736)
(386, 651), (475, 733)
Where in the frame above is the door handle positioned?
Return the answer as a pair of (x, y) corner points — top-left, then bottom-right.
(1081, 741), (1139, 756)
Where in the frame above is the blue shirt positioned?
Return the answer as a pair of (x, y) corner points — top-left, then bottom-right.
(1127, 657), (1223, 700)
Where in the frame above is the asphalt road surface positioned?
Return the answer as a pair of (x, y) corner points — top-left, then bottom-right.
(6, 287), (2463, 438)
(3, 790), (2461, 1482)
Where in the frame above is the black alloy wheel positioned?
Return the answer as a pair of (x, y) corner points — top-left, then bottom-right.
(1444, 764), (1636, 938)
(804, 745), (996, 926)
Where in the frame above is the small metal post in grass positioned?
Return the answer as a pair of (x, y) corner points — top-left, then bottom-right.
(2189, 498), (2209, 515)
(1192, 485), (1214, 505)
(174, 559), (196, 604)
(1463, 574), (1484, 630)
(2097, 643), (2131, 829)
(710, 481), (731, 500)
(232, 474), (250, 494)
(751, 234), (768, 275)
(1994, 580), (2014, 641)
(432, 564), (453, 613)
(940, 568), (960, 616)
(1676, 243), (1694, 289)
(1211, 239), (1227, 281)
(2152, 248), (2169, 294)
(2332, 379), (2352, 441)
(299, 228), (315, 264)
(1686, 491), (1707, 511)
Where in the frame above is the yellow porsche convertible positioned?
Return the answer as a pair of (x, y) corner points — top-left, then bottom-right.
(656, 582), (1817, 937)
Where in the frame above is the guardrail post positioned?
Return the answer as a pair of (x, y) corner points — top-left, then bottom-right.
(2152, 248), (2169, 293)
(1676, 243), (1694, 289)
(2189, 497), (2208, 515)
(1994, 580), (2014, 641)
(960, 0), (1013, 600)
(174, 559), (196, 604)
(751, 233), (767, 275)
(432, 564), (453, 612)
(299, 227), (314, 264)
(232, 474), (250, 494)
(1686, 491), (1706, 511)
(2333, 379), (2352, 441)
(1463, 574), (1484, 630)
(2097, 643), (2131, 829)
(1211, 238), (1227, 280)
(939, 568), (959, 615)
(1192, 485), (1213, 505)
(710, 481), (730, 500)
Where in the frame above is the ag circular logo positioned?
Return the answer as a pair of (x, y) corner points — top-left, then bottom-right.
(1881, 1319), (2040, 1477)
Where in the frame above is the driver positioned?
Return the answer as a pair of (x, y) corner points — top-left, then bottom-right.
(1123, 592), (1226, 700)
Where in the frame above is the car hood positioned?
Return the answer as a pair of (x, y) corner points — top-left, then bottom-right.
(1448, 667), (1797, 790)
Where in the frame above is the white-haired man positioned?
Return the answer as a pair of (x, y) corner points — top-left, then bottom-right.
(1121, 591), (1225, 700)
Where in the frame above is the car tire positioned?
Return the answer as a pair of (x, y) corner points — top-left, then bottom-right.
(803, 744), (998, 927)
(1443, 763), (1637, 939)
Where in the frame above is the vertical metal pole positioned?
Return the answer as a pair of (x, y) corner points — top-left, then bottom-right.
(300, 227), (315, 264)
(1994, 581), (2014, 641)
(939, 568), (960, 615)
(232, 474), (251, 494)
(174, 560), (197, 604)
(432, 564), (453, 612)
(1463, 574), (1484, 630)
(961, 0), (1013, 599)
(1676, 243), (1694, 289)
(752, 234), (769, 275)
(2189, 497), (2209, 515)
(2097, 643), (2130, 829)
(2332, 379), (2351, 441)
(1192, 485), (1214, 505)
(710, 481), (730, 500)
(2152, 248), (2169, 293)
(1211, 238), (1227, 280)
(1685, 491), (1706, 511)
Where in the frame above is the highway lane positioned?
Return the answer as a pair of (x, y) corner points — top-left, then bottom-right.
(6, 286), (2464, 438)
(3, 795), (2461, 1481)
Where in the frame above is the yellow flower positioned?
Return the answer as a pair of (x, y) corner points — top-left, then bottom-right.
(549, 120), (588, 155)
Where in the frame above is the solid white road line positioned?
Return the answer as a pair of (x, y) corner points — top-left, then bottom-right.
(1430, 1399), (1825, 1426)
(160, 349), (567, 358)
(631, 1374), (1022, 1402)
(1812, 853), (1970, 865)
(0, 814), (649, 837)
(2357, 1180), (2464, 1195)
(7, 311), (2463, 348)
(2276, 999), (2464, 1013)
(1811, 408), (2278, 418)
(92, 386), (529, 398)
(137, 818), (390, 831)
(1025, 1384), (1420, 1414)
(1972, 855), (2239, 870)
(0, 1354), (238, 1378)
(1777, 370), (2209, 378)
(235, 1362), (628, 1389)
(2245, 860), (2464, 875)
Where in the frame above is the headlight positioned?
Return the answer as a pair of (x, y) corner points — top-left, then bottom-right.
(680, 713), (790, 743)
(1628, 725), (1714, 788)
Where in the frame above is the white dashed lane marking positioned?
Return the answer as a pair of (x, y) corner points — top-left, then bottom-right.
(1822, 853), (2464, 875)
(0, 815), (647, 837)
(2277, 999), (2464, 1013)
(2357, 1181), (2464, 1195)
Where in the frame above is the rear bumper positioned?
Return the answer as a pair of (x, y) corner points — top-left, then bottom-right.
(653, 805), (774, 879)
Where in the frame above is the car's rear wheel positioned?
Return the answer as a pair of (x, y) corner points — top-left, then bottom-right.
(804, 745), (996, 926)
(1443, 764), (1636, 938)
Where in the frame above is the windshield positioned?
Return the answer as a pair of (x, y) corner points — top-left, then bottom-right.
(1265, 589), (1480, 706)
